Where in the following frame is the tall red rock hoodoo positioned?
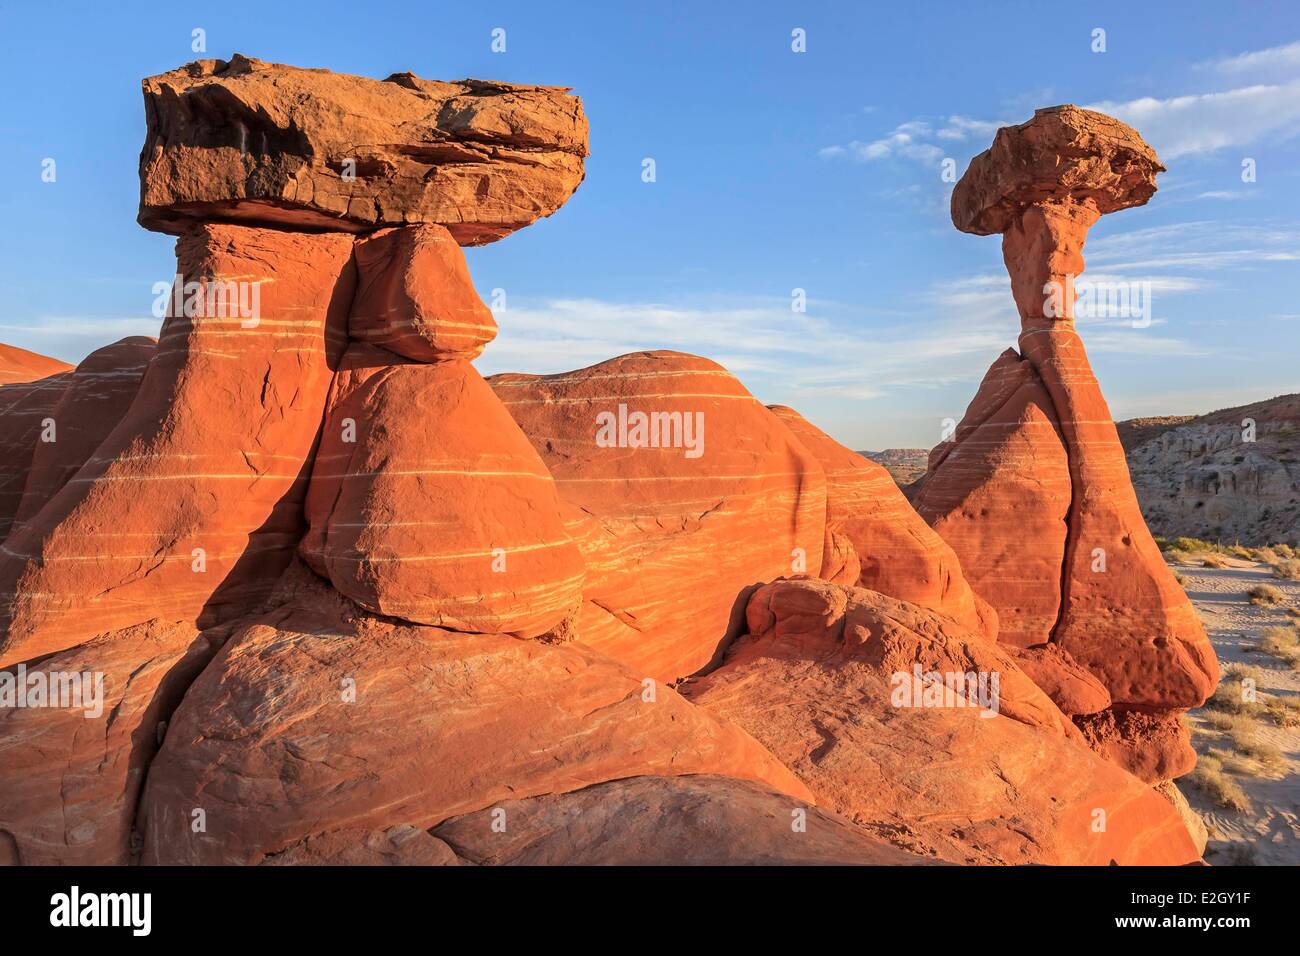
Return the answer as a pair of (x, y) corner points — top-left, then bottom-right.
(916, 106), (1219, 785)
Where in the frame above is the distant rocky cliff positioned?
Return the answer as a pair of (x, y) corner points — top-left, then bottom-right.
(1121, 394), (1300, 546)
(880, 393), (1300, 546)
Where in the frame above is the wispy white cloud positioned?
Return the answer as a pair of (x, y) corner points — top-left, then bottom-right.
(1199, 39), (1300, 77)
(1086, 222), (1300, 272)
(819, 115), (1008, 165)
(1086, 80), (1300, 159)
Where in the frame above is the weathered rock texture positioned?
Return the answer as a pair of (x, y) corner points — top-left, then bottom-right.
(139, 55), (588, 244)
(349, 224), (498, 361)
(912, 349), (1071, 647)
(433, 775), (935, 866)
(12, 337), (155, 530)
(0, 224), (355, 668)
(0, 620), (228, 865)
(0, 369), (73, 542)
(301, 344), (584, 637)
(769, 404), (996, 640)
(491, 351), (827, 681)
(138, 566), (808, 865)
(682, 579), (1202, 865)
(918, 105), (1218, 784)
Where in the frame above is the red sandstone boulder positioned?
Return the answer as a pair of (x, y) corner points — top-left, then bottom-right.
(138, 565), (808, 865)
(138, 55), (589, 244)
(682, 578), (1201, 865)
(349, 224), (498, 361)
(1006, 642), (1111, 717)
(1074, 708), (1197, 785)
(490, 351), (827, 681)
(911, 350), (1071, 647)
(767, 405), (996, 640)
(952, 105), (1164, 237)
(0, 619), (228, 865)
(301, 344), (584, 637)
(12, 337), (155, 530)
(0, 224), (355, 668)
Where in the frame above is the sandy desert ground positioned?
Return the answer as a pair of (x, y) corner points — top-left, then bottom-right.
(1176, 557), (1300, 865)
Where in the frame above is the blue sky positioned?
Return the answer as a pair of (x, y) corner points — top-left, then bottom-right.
(1, 0), (1297, 449)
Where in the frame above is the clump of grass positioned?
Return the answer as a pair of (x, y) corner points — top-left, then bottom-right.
(1271, 558), (1300, 580)
(1274, 543), (1298, 559)
(1203, 553), (1231, 569)
(1205, 665), (1264, 715)
(1251, 546), (1281, 565)
(1228, 545), (1253, 560)
(1173, 570), (1188, 587)
(1174, 536), (1219, 553)
(1248, 583), (1286, 606)
(1254, 625), (1300, 667)
(1225, 662), (1265, 681)
(1165, 548), (1192, 566)
(1186, 753), (1253, 813)
(1201, 711), (1248, 732)
(1228, 728), (1287, 776)
(1209, 843), (1258, 866)
(1263, 696), (1300, 728)
(1209, 746), (1257, 776)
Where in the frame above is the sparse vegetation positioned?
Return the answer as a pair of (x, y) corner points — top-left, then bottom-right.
(1208, 843), (1258, 866)
(1202, 553), (1230, 569)
(1251, 547), (1281, 565)
(1263, 696), (1300, 728)
(1253, 624), (1300, 667)
(1205, 665), (1264, 716)
(1248, 584), (1286, 606)
(1228, 728), (1287, 776)
(1271, 558), (1300, 580)
(1186, 752), (1252, 813)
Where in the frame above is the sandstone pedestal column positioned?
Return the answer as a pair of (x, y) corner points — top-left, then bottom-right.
(922, 106), (1218, 783)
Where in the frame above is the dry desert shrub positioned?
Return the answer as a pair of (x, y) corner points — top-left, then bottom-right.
(1255, 625), (1300, 668)
(1248, 584), (1286, 606)
(1205, 665), (1264, 716)
(1210, 843), (1258, 866)
(1270, 558), (1300, 580)
(1228, 729), (1287, 776)
(1187, 753), (1252, 813)
(1173, 570), (1188, 587)
(1202, 553), (1230, 569)
(1263, 696), (1300, 728)
(1201, 711), (1248, 732)
(1251, 546), (1281, 565)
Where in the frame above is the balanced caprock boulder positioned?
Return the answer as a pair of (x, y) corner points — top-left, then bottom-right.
(138, 55), (588, 244)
